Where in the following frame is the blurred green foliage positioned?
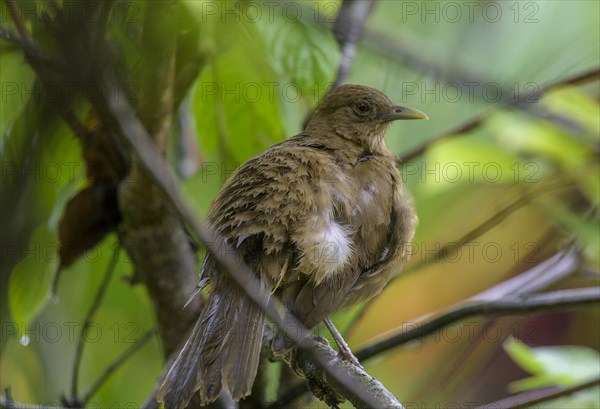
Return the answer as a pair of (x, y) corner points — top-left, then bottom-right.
(1, 0), (598, 407)
(505, 338), (600, 407)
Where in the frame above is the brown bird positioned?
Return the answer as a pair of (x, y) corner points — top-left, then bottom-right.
(158, 84), (426, 408)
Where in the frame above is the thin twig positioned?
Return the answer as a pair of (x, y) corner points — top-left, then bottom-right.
(474, 376), (600, 409)
(69, 246), (120, 403)
(401, 67), (600, 162)
(4, 0), (33, 46)
(354, 287), (600, 361)
(81, 328), (157, 404)
(331, 0), (376, 88)
(3, 2), (89, 141)
(0, 331), (157, 408)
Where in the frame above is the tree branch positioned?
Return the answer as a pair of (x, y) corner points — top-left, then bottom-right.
(355, 287), (600, 361)
(400, 67), (600, 162)
(343, 178), (579, 337)
(295, 341), (403, 409)
(332, 0), (376, 88)
(274, 244), (586, 407)
(69, 246), (120, 404)
(351, 203), (594, 362)
(81, 328), (157, 405)
(116, 0), (201, 358)
(4, 0), (33, 47)
(2, 3), (91, 142)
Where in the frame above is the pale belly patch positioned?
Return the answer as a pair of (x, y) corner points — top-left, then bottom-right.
(295, 211), (354, 285)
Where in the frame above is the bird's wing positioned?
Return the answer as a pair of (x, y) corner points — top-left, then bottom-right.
(353, 179), (417, 292)
(204, 141), (329, 290)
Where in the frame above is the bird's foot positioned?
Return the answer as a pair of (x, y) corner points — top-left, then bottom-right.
(323, 317), (363, 368)
(336, 343), (362, 368)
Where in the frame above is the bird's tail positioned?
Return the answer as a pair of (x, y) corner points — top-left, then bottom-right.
(158, 286), (265, 408)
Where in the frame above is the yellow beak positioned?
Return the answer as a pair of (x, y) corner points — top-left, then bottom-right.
(380, 105), (429, 121)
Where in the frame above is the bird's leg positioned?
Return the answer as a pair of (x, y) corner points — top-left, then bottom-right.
(323, 317), (362, 367)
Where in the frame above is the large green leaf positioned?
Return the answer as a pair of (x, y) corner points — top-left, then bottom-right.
(8, 225), (57, 330)
(193, 45), (285, 165)
(0, 49), (35, 136)
(256, 5), (339, 103)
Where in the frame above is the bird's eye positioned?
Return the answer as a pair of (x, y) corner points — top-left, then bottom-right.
(354, 101), (370, 115)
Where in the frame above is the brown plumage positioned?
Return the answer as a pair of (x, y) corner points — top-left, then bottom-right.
(158, 84), (426, 408)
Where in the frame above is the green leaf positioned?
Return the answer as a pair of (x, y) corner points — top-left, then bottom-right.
(182, 165), (225, 219)
(1, 95), (83, 236)
(47, 175), (85, 234)
(193, 45), (285, 166)
(0, 49), (35, 136)
(504, 338), (600, 393)
(504, 337), (546, 374)
(256, 6), (339, 102)
(9, 224), (58, 330)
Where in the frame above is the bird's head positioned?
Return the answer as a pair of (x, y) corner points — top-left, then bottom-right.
(305, 84), (427, 153)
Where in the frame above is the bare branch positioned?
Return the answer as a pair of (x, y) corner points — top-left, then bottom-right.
(4, 0), (34, 47)
(344, 179), (579, 336)
(81, 328), (158, 404)
(295, 341), (403, 409)
(332, 0), (376, 88)
(275, 249), (588, 407)
(69, 246), (120, 403)
(2, 2), (91, 142)
(401, 67), (600, 162)
(355, 287), (600, 361)
(116, 0), (201, 357)
(354, 202), (595, 360)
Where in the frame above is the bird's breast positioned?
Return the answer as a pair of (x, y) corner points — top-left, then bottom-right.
(291, 165), (358, 285)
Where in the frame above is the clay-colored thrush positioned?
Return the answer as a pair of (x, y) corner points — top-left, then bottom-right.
(158, 84), (427, 408)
